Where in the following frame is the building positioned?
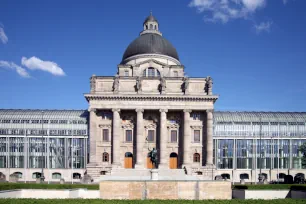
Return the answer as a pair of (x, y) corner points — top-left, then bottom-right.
(0, 109), (88, 182)
(0, 14), (306, 183)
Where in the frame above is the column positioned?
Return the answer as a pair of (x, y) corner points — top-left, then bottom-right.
(159, 109), (168, 168)
(183, 109), (191, 166)
(206, 109), (213, 165)
(112, 109), (121, 166)
(135, 109), (144, 168)
(89, 108), (97, 164)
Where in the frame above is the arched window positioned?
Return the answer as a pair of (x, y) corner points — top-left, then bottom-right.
(52, 172), (61, 179)
(0, 172), (6, 180)
(221, 173), (230, 179)
(278, 173), (286, 179)
(240, 173), (249, 180)
(143, 67), (160, 77)
(259, 173), (268, 180)
(154, 25), (157, 30)
(148, 68), (155, 77)
(12, 172), (22, 178)
(73, 173), (81, 179)
(32, 172), (41, 179)
(193, 153), (200, 162)
(102, 152), (109, 162)
(150, 24), (153, 29)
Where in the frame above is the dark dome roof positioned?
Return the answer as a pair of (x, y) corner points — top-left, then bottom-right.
(122, 33), (179, 62)
(144, 14), (158, 24)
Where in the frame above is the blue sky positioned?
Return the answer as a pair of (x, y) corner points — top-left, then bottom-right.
(0, 0), (305, 112)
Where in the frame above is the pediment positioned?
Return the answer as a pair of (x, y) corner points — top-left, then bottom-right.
(134, 59), (168, 67)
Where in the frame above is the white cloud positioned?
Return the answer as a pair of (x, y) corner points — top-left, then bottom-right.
(0, 24), (8, 44)
(189, 0), (267, 23)
(21, 56), (65, 76)
(254, 21), (273, 33)
(0, 61), (30, 78)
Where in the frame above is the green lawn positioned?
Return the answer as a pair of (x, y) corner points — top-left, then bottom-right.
(0, 199), (306, 204)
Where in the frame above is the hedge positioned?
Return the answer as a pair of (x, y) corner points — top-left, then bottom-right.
(1, 199), (306, 204)
(233, 184), (306, 191)
(0, 183), (99, 191)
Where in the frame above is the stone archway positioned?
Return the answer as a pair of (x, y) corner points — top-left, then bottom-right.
(169, 152), (178, 169)
(124, 152), (133, 169)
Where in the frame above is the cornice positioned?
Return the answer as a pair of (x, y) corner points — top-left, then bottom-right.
(84, 94), (218, 102)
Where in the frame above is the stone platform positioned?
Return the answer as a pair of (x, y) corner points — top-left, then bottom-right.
(101, 169), (199, 181)
(99, 180), (231, 200)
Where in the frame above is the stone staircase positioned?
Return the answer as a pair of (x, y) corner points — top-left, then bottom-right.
(86, 163), (111, 183)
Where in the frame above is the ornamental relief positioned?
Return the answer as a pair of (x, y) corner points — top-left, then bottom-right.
(191, 125), (203, 130)
(144, 123), (157, 130)
(122, 123), (134, 129)
(167, 123), (180, 129)
(98, 124), (111, 129)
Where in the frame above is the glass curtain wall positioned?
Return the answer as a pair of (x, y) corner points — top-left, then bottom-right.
(217, 139), (233, 169)
(236, 139), (253, 169)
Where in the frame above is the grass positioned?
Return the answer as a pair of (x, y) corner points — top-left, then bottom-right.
(0, 199), (306, 204)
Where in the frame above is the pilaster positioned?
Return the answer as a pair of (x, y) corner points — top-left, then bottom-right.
(89, 108), (97, 164)
(183, 109), (192, 166)
(159, 109), (168, 168)
(206, 109), (213, 166)
(112, 108), (121, 167)
(135, 108), (144, 168)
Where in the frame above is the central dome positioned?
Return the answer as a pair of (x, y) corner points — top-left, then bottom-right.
(122, 33), (179, 62)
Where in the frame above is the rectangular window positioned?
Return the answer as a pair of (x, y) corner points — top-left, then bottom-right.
(171, 130), (177, 143)
(102, 129), (109, 142)
(126, 130), (132, 142)
(194, 130), (200, 143)
(173, 71), (178, 77)
(147, 130), (154, 142)
(124, 70), (129, 77)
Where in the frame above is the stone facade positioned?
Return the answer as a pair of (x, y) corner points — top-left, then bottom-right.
(84, 14), (218, 179)
(99, 181), (231, 200)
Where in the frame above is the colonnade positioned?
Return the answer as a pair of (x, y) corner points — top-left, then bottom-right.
(90, 108), (214, 168)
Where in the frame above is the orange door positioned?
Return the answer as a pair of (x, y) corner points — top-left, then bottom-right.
(124, 157), (133, 168)
(169, 157), (177, 169)
(147, 157), (154, 169)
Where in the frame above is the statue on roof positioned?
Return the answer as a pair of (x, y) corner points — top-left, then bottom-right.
(136, 76), (142, 93)
(113, 74), (119, 93)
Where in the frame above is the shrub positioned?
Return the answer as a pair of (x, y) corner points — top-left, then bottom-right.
(233, 184), (306, 191)
(0, 183), (99, 191)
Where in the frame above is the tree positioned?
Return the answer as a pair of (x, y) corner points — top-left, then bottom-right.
(299, 142), (306, 169)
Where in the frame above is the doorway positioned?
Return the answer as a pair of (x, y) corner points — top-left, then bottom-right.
(169, 152), (178, 169)
(124, 152), (133, 168)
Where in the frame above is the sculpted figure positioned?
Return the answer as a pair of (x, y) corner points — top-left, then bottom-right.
(206, 76), (213, 95)
(207, 76), (213, 89)
(136, 76), (142, 92)
(183, 76), (189, 93)
(160, 77), (166, 92)
(113, 74), (119, 92)
(148, 147), (158, 168)
(90, 74), (96, 92)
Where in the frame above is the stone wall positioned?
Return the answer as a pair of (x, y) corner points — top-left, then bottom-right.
(99, 180), (231, 200)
